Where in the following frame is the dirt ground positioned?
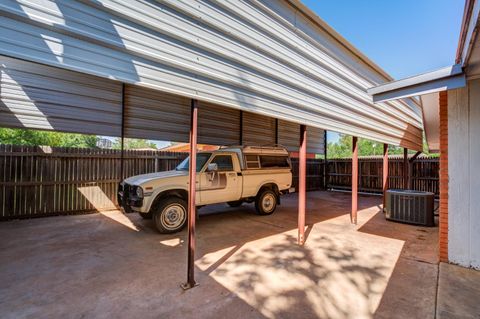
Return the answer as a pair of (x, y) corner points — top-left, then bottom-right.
(0, 191), (441, 319)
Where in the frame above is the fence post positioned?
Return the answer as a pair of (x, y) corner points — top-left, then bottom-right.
(403, 148), (408, 189)
(408, 151), (422, 190)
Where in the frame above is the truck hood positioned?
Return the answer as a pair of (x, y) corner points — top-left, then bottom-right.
(123, 170), (188, 185)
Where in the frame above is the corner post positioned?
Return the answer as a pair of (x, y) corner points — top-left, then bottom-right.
(382, 143), (388, 210)
(298, 125), (307, 245)
(183, 99), (199, 290)
(351, 136), (358, 224)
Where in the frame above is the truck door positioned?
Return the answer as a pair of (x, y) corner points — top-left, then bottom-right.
(199, 154), (241, 205)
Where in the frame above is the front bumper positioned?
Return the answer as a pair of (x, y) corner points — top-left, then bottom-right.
(118, 183), (143, 210)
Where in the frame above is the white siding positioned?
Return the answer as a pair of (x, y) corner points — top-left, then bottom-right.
(448, 79), (480, 269)
(0, 0), (423, 149)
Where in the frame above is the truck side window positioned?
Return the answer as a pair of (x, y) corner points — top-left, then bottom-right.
(211, 155), (234, 171)
(259, 156), (290, 168)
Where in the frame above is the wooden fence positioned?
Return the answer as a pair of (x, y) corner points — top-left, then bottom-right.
(326, 157), (439, 196)
(0, 144), (438, 219)
(0, 145), (325, 219)
(291, 158), (325, 191)
(0, 145), (186, 219)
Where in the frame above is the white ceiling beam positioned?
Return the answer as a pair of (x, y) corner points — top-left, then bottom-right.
(367, 65), (466, 103)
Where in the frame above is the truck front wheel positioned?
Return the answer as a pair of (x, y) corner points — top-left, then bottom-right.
(255, 189), (277, 215)
(153, 197), (188, 234)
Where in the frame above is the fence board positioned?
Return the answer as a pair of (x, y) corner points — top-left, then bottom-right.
(327, 157), (439, 196)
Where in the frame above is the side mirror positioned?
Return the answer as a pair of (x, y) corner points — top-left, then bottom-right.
(207, 163), (218, 172)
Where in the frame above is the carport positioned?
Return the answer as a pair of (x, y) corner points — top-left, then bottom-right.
(0, 0), (424, 290)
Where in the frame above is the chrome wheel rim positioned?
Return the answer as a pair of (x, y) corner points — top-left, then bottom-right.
(261, 193), (276, 213)
(160, 204), (186, 230)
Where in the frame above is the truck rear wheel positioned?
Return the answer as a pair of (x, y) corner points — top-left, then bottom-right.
(153, 197), (187, 234)
(255, 189), (277, 215)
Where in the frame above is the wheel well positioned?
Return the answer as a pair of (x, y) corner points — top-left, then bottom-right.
(152, 189), (187, 209)
(258, 183), (280, 196)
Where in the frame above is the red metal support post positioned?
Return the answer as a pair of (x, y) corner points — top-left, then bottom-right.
(409, 151), (422, 190)
(382, 144), (388, 210)
(351, 136), (358, 224)
(182, 99), (198, 290)
(298, 125), (307, 245)
(403, 148), (408, 189)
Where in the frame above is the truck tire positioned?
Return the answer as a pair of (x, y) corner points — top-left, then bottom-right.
(255, 189), (277, 215)
(152, 197), (188, 234)
(227, 200), (243, 207)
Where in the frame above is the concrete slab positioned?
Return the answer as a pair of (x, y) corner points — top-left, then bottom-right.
(0, 191), (439, 318)
(437, 263), (480, 319)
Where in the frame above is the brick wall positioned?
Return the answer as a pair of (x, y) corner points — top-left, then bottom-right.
(439, 91), (448, 262)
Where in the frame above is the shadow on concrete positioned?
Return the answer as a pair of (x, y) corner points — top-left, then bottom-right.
(357, 207), (439, 318)
(0, 191), (439, 318)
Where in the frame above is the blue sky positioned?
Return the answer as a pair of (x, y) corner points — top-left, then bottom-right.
(302, 0), (465, 143)
(303, 0), (464, 79)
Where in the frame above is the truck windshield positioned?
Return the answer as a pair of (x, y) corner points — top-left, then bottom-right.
(176, 153), (212, 172)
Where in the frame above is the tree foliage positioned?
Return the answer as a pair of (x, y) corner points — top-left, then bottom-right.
(327, 134), (433, 159)
(0, 128), (98, 148)
(112, 138), (157, 150)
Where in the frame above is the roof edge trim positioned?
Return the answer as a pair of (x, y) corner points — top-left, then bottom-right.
(286, 0), (393, 81)
(367, 65), (466, 103)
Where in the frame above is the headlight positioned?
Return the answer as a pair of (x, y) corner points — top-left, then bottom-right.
(135, 186), (144, 198)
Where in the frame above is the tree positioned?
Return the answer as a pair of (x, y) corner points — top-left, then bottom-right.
(112, 138), (157, 150)
(0, 128), (98, 148)
(327, 134), (429, 159)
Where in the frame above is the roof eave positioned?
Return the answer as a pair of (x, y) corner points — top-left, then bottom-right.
(367, 65), (466, 103)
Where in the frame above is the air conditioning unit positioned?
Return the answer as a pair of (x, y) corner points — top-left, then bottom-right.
(384, 189), (435, 226)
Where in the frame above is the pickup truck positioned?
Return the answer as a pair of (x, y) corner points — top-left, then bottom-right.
(118, 145), (293, 233)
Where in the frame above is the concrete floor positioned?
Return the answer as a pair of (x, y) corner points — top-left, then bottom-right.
(0, 191), (442, 318)
(437, 263), (480, 319)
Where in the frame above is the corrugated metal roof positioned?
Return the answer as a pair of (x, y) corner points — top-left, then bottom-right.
(0, 0), (424, 150)
(0, 56), (122, 136)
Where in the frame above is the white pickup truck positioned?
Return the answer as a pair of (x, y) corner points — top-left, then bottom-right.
(118, 145), (293, 233)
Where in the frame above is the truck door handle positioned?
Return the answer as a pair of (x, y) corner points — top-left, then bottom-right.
(228, 173), (236, 177)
